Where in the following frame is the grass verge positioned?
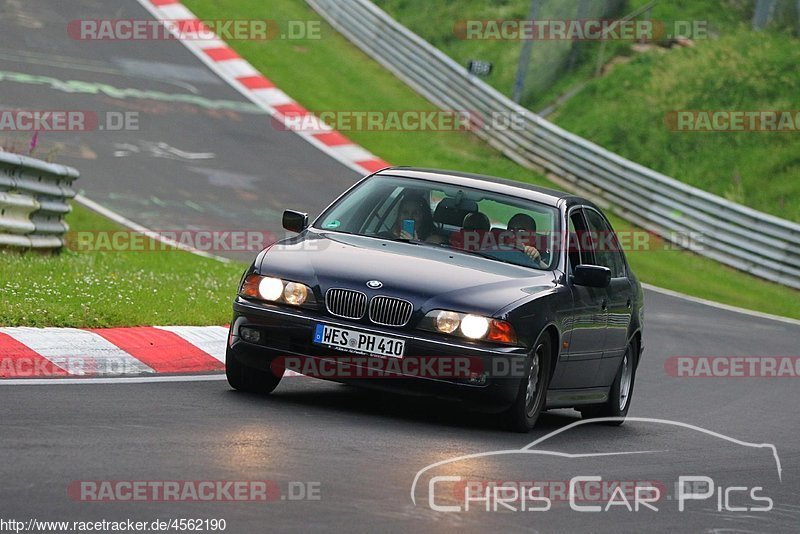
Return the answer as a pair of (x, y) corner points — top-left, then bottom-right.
(351, 0), (800, 220)
(553, 29), (800, 222)
(184, 0), (800, 319)
(0, 203), (245, 327)
(375, 0), (800, 221)
(371, 0), (754, 109)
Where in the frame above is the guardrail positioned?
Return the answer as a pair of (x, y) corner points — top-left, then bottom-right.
(0, 151), (79, 250)
(307, 0), (800, 290)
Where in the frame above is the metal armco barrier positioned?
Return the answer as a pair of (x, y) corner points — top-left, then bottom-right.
(307, 0), (800, 290)
(0, 151), (78, 249)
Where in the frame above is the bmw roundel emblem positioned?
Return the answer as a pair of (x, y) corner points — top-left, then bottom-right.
(366, 280), (383, 289)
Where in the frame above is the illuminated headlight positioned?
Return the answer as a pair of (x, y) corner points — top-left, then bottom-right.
(460, 314), (490, 339)
(239, 274), (315, 307)
(420, 310), (517, 345)
(258, 277), (284, 301)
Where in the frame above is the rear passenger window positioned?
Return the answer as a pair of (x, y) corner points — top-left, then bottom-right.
(584, 209), (626, 278)
(567, 210), (588, 271)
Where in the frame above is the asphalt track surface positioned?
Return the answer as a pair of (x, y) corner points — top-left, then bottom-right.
(0, 0), (357, 261)
(1, 1), (799, 532)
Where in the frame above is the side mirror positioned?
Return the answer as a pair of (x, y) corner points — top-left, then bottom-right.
(282, 210), (308, 233)
(573, 264), (611, 288)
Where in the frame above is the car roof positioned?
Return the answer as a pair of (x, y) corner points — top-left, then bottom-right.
(375, 167), (585, 208)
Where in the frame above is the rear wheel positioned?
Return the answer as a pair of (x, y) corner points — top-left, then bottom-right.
(580, 339), (637, 425)
(504, 332), (552, 433)
(226, 347), (283, 394)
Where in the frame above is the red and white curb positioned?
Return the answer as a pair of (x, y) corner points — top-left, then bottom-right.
(0, 325), (305, 383)
(0, 326), (227, 381)
(137, 0), (391, 176)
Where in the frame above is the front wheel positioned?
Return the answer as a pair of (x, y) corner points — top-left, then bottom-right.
(504, 332), (552, 433)
(226, 347), (283, 394)
(580, 339), (638, 425)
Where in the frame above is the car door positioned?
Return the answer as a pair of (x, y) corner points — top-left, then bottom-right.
(583, 207), (633, 387)
(552, 207), (606, 389)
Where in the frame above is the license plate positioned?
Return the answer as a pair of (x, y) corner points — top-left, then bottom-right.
(312, 324), (405, 359)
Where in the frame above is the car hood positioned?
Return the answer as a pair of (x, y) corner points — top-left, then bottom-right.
(257, 231), (557, 316)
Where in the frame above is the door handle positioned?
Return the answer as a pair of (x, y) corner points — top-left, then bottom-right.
(601, 299), (608, 311)
(626, 298), (632, 309)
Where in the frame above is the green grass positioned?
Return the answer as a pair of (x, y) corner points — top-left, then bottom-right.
(0, 204), (245, 327)
(552, 29), (800, 222)
(368, 0), (800, 219)
(182, 0), (799, 319)
(372, 0), (754, 109)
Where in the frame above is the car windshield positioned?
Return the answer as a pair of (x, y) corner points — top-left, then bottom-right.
(313, 175), (560, 270)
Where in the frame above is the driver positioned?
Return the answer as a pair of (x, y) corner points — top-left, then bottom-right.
(508, 213), (547, 268)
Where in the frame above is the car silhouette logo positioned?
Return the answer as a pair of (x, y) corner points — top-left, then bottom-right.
(366, 280), (383, 289)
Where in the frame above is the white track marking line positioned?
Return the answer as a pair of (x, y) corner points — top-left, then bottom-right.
(0, 374), (226, 386)
(642, 283), (800, 326)
(74, 194), (232, 263)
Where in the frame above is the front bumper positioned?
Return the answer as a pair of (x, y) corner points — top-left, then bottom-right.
(228, 299), (529, 412)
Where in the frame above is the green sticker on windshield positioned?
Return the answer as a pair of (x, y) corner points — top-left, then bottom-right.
(325, 220), (341, 229)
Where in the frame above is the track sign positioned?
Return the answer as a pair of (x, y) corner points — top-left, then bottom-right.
(467, 60), (493, 77)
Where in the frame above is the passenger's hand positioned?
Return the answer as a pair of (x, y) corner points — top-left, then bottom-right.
(400, 229), (417, 240)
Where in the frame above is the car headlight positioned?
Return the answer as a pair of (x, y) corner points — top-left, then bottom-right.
(460, 314), (490, 339)
(283, 281), (308, 305)
(258, 277), (284, 301)
(239, 275), (315, 307)
(434, 310), (460, 334)
(421, 310), (517, 345)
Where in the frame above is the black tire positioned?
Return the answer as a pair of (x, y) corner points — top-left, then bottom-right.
(580, 339), (638, 425)
(226, 347), (284, 394)
(504, 331), (552, 433)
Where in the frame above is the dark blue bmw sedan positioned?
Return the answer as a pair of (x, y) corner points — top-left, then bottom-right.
(226, 168), (644, 432)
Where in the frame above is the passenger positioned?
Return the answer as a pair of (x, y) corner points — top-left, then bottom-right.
(391, 194), (443, 243)
(457, 211), (490, 252)
(508, 213), (547, 267)
(462, 212), (490, 232)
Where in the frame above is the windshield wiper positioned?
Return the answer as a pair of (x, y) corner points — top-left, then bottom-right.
(372, 234), (427, 245)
